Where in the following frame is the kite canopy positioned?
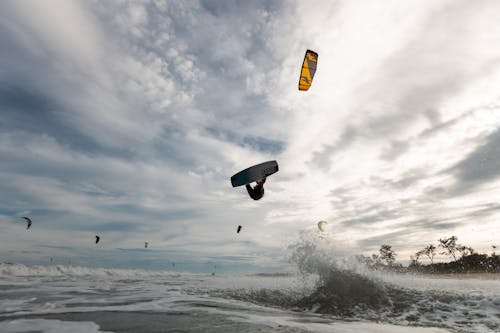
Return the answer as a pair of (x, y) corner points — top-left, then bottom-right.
(22, 217), (32, 230)
(299, 49), (318, 91)
(144, 242), (149, 248)
(317, 220), (327, 232)
(95, 235), (100, 244)
(237, 225), (242, 234)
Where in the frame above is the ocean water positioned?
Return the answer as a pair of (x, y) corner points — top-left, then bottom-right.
(0, 261), (499, 333)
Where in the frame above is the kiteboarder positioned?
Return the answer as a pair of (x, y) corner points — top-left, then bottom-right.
(245, 178), (266, 200)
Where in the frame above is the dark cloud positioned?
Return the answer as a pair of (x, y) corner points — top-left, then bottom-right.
(75, 221), (141, 233)
(242, 136), (285, 155)
(424, 186), (449, 199)
(423, 108), (442, 127)
(357, 219), (463, 249)
(330, 168), (426, 210)
(355, 202), (500, 249)
(413, 106), (478, 144)
(206, 127), (285, 154)
(339, 214), (391, 228)
(200, 0), (282, 17)
(447, 128), (500, 194)
(385, 169), (427, 190)
(380, 140), (410, 161)
(357, 229), (416, 248)
(109, 204), (203, 222)
(465, 203), (500, 218)
(0, 86), (105, 155)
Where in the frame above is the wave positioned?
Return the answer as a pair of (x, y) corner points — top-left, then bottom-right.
(2, 233), (500, 332)
(219, 231), (500, 333)
(0, 262), (183, 279)
(248, 272), (293, 277)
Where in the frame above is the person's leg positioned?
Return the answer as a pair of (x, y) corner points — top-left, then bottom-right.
(246, 184), (254, 198)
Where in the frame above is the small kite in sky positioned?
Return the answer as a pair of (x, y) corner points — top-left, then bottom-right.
(95, 235), (100, 244)
(237, 225), (242, 234)
(317, 220), (327, 232)
(22, 217), (32, 230)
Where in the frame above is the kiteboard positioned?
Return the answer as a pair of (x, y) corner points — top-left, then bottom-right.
(231, 160), (279, 187)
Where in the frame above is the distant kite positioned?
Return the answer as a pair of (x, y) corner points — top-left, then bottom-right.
(95, 235), (100, 244)
(299, 49), (318, 91)
(22, 217), (32, 230)
(237, 225), (242, 234)
(317, 220), (327, 232)
(145, 242), (149, 248)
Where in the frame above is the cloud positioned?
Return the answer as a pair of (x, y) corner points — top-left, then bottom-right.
(2, 1), (500, 270)
(356, 218), (463, 249)
(379, 140), (410, 162)
(0, 86), (109, 155)
(447, 128), (500, 194)
(206, 127), (285, 155)
(309, 0), (500, 170)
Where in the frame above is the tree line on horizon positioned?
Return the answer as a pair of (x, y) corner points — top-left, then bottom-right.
(356, 236), (500, 274)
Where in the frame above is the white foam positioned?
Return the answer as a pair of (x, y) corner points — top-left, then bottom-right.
(0, 263), (193, 279)
(369, 270), (500, 296)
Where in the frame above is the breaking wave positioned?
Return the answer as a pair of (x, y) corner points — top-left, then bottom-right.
(0, 262), (182, 279)
(222, 231), (500, 333)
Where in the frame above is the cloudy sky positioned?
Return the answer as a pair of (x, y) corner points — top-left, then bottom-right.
(1, 0), (500, 271)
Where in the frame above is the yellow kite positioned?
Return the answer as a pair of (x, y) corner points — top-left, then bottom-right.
(299, 50), (318, 91)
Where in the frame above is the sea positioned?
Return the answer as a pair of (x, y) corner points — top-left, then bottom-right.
(1, 259), (499, 333)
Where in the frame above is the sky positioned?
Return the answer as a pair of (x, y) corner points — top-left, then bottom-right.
(1, 0), (500, 272)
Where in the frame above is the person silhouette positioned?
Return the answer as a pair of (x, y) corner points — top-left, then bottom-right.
(245, 178), (266, 200)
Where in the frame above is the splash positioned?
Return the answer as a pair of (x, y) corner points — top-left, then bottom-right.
(285, 231), (392, 316)
(223, 230), (500, 332)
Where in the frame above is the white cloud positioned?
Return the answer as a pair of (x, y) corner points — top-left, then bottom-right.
(2, 0), (500, 269)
